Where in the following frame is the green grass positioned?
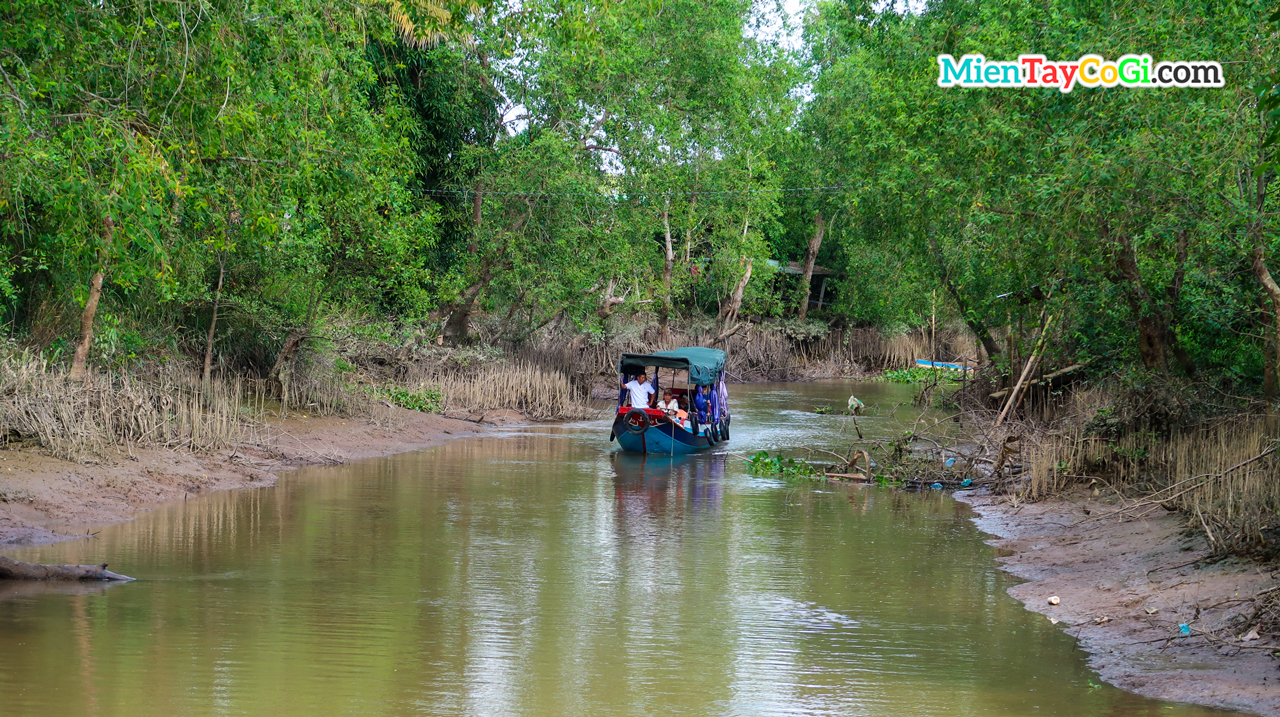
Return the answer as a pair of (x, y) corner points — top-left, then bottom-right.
(374, 385), (444, 413)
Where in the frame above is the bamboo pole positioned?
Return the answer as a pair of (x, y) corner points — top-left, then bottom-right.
(995, 313), (1055, 427)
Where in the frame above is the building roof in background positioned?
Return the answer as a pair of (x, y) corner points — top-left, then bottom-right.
(766, 259), (833, 276)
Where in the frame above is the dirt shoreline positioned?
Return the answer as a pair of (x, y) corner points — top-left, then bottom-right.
(957, 488), (1280, 716)
(0, 407), (515, 547)
(9, 398), (1280, 715)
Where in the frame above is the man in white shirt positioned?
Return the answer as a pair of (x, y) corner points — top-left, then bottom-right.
(624, 372), (656, 409)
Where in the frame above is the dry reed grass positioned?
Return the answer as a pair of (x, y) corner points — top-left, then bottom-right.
(501, 319), (980, 385)
(1012, 414), (1279, 556)
(409, 362), (591, 421)
(0, 349), (263, 461)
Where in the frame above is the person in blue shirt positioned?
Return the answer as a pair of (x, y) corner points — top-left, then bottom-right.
(693, 385), (709, 424)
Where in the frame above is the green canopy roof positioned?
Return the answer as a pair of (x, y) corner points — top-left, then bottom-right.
(618, 347), (727, 386)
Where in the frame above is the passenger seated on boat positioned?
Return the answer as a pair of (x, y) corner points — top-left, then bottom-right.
(657, 390), (680, 413)
(658, 391), (690, 429)
(675, 396), (692, 429)
(623, 372), (656, 408)
(693, 385), (709, 423)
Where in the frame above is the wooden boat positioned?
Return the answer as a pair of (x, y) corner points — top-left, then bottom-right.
(610, 348), (731, 455)
(914, 359), (976, 373)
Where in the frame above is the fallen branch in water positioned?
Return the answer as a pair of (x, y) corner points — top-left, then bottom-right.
(0, 554), (134, 581)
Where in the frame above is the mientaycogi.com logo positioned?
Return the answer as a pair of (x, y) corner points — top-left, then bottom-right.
(936, 54), (1224, 92)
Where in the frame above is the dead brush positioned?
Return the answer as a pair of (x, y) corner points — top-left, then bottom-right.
(278, 368), (364, 416)
(1013, 414), (1280, 556)
(505, 319), (979, 384)
(412, 362), (592, 421)
(1249, 587), (1280, 639)
(0, 350), (263, 461)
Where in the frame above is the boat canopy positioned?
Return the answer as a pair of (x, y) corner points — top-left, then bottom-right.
(618, 348), (727, 386)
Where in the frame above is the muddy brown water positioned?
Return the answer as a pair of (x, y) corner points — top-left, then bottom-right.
(0, 381), (1237, 716)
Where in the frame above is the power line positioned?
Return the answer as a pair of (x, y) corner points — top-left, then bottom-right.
(408, 184), (852, 198)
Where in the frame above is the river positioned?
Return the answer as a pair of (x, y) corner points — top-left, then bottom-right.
(0, 381), (1236, 716)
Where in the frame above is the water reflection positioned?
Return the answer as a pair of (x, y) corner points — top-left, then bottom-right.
(0, 578), (131, 602)
(610, 452), (725, 517)
(0, 381), (1239, 717)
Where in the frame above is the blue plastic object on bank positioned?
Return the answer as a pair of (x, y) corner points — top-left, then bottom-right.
(1179, 623), (1191, 636)
(930, 482), (943, 490)
(960, 478), (973, 488)
(944, 457), (956, 468)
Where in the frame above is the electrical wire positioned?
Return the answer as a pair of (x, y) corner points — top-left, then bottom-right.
(408, 184), (852, 198)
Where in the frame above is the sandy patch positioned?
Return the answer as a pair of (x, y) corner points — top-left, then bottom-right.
(958, 488), (1280, 716)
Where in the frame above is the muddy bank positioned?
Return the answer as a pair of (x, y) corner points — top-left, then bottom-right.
(0, 407), (519, 547)
(958, 488), (1280, 716)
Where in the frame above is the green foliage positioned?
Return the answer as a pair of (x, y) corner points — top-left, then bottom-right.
(745, 450), (822, 479)
(776, 0), (1280, 394)
(882, 366), (959, 385)
(378, 386), (445, 413)
(0, 0), (1273, 403)
(873, 474), (904, 488)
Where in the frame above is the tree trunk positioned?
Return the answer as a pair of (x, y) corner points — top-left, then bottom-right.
(1113, 232), (1170, 373)
(1133, 316), (1170, 373)
(995, 313), (1055, 427)
(68, 270), (105, 381)
(597, 278), (625, 318)
(717, 213), (753, 325)
(1163, 230), (1195, 377)
(719, 257), (753, 327)
(1252, 239), (1280, 421)
(685, 195), (697, 264)
(797, 212), (824, 320)
(1166, 328), (1197, 378)
(929, 234), (1000, 363)
(1263, 293), (1278, 428)
(0, 554), (133, 581)
(497, 289), (527, 340)
(444, 267), (495, 343)
(268, 328), (307, 405)
(660, 199), (674, 338)
(202, 257), (226, 383)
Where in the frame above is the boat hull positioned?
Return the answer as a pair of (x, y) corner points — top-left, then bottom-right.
(613, 418), (719, 455)
(915, 359), (975, 373)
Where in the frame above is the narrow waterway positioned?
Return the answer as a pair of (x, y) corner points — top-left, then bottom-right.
(0, 381), (1237, 716)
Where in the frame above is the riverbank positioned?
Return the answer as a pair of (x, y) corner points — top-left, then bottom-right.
(0, 407), (513, 547)
(958, 487), (1280, 716)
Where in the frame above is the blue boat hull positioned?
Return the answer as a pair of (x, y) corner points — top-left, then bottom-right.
(614, 419), (718, 454)
(915, 359), (975, 372)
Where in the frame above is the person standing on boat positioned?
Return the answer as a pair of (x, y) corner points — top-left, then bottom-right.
(624, 372), (656, 408)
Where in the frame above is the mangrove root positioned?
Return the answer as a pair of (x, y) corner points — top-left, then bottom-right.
(0, 554), (134, 582)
